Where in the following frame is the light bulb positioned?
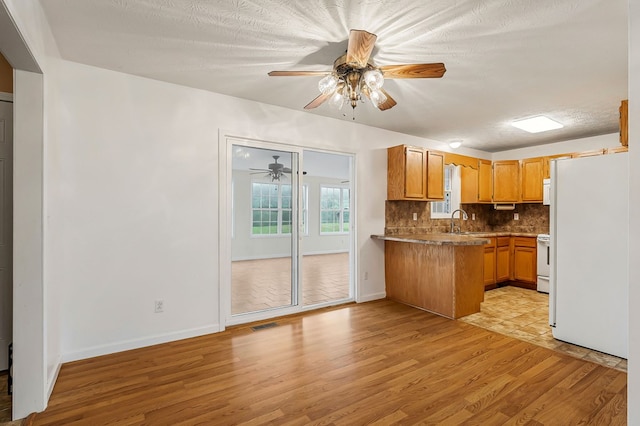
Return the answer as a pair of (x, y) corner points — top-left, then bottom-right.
(318, 74), (338, 95)
(363, 69), (384, 90)
(449, 140), (463, 149)
(328, 90), (345, 109)
(369, 89), (387, 107)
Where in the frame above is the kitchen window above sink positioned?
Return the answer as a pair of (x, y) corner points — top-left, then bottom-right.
(431, 164), (461, 219)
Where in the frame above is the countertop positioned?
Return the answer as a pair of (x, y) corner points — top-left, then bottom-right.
(371, 233), (491, 246)
(371, 231), (540, 246)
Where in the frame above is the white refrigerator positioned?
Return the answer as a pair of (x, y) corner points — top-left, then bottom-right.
(549, 153), (628, 359)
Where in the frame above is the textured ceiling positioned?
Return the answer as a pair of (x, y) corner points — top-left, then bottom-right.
(39, 0), (628, 152)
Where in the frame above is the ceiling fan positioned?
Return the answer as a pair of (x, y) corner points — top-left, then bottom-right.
(250, 155), (291, 181)
(268, 29), (446, 112)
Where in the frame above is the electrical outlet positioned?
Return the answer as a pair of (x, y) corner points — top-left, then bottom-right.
(514, 213), (519, 221)
(154, 300), (164, 313)
(364, 272), (369, 280)
(412, 212), (418, 221)
(472, 213), (476, 221)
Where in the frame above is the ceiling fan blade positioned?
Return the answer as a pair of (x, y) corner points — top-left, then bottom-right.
(380, 63), (446, 79)
(346, 29), (377, 68)
(377, 89), (397, 111)
(249, 168), (271, 172)
(304, 93), (330, 110)
(268, 70), (329, 77)
(283, 168), (292, 173)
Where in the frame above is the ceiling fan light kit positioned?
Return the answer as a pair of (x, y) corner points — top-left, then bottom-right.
(249, 155), (292, 182)
(268, 29), (446, 114)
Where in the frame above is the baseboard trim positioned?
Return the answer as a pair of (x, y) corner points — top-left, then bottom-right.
(357, 292), (386, 303)
(47, 357), (62, 400)
(62, 324), (222, 363)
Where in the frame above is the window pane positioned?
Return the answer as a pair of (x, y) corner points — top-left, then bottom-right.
(282, 209), (291, 234)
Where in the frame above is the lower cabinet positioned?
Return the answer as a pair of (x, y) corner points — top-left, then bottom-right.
(483, 238), (496, 288)
(512, 237), (537, 287)
(484, 236), (536, 290)
(496, 237), (510, 282)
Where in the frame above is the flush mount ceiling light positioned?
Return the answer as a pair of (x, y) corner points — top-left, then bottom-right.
(511, 116), (564, 133)
(449, 140), (463, 149)
(268, 29), (446, 113)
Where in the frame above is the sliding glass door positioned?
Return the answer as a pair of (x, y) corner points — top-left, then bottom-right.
(226, 140), (354, 323)
(230, 145), (300, 316)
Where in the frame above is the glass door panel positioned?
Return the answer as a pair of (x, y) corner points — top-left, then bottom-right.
(231, 145), (299, 315)
(301, 150), (353, 307)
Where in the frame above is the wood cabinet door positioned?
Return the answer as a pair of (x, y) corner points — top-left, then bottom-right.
(493, 160), (520, 202)
(521, 157), (544, 202)
(478, 159), (492, 202)
(426, 151), (444, 200)
(483, 238), (496, 287)
(404, 147), (427, 199)
(513, 246), (536, 283)
(460, 166), (478, 203)
(620, 99), (628, 146)
(496, 246), (510, 282)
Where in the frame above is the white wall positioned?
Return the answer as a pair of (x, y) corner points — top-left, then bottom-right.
(628, 1), (639, 423)
(231, 172), (350, 260)
(4, 0), (638, 420)
(491, 133), (621, 160)
(47, 57), (459, 361)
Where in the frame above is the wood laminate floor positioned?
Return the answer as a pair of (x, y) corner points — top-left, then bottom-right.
(30, 299), (626, 425)
(460, 287), (627, 372)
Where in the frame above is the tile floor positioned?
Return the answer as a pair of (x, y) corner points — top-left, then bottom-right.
(231, 252), (350, 314)
(460, 286), (627, 372)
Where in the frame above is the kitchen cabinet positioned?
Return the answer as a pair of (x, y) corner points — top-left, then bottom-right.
(620, 99), (628, 146)
(571, 149), (605, 158)
(496, 237), (510, 282)
(520, 157), (544, 203)
(478, 159), (493, 203)
(543, 154), (572, 179)
(426, 151), (445, 199)
(387, 145), (444, 201)
(493, 160), (520, 203)
(512, 237), (537, 287)
(607, 146), (628, 154)
(460, 166), (478, 203)
(483, 238), (496, 288)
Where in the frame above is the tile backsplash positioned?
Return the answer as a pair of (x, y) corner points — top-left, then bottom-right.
(385, 201), (550, 235)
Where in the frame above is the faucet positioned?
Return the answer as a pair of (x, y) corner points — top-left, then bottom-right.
(450, 208), (468, 233)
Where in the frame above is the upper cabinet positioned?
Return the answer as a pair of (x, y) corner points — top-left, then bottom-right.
(620, 99), (628, 147)
(426, 151), (445, 199)
(492, 160), (520, 203)
(520, 157), (544, 202)
(460, 166), (478, 203)
(478, 159), (493, 203)
(387, 145), (444, 201)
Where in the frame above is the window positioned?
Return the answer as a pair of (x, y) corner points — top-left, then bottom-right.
(251, 182), (307, 236)
(320, 186), (350, 234)
(431, 165), (461, 219)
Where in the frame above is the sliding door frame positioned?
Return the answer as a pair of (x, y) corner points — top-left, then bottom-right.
(218, 132), (357, 330)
